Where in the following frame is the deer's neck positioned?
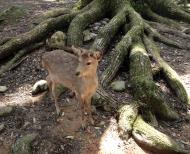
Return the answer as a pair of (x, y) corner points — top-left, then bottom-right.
(82, 73), (98, 83)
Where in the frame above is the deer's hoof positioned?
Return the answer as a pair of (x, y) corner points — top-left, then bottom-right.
(56, 109), (61, 116)
(81, 120), (87, 130)
(68, 91), (75, 98)
(90, 118), (95, 125)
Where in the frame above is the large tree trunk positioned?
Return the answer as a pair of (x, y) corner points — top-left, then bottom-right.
(0, 0), (190, 153)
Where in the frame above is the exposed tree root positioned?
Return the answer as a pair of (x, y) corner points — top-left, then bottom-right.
(0, 42), (43, 76)
(33, 8), (72, 25)
(148, 21), (190, 40)
(129, 42), (179, 120)
(142, 7), (184, 30)
(40, 8), (71, 19)
(0, 12), (77, 60)
(144, 36), (190, 106)
(132, 116), (189, 154)
(67, 0), (108, 46)
(101, 5), (144, 86)
(117, 105), (186, 153)
(95, 85), (118, 111)
(91, 4), (128, 51)
(145, 23), (190, 50)
(143, 110), (158, 127)
(145, 0), (190, 23)
(75, 0), (93, 10)
(118, 103), (139, 140)
(0, 37), (13, 46)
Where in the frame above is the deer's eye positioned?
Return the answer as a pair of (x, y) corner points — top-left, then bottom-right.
(86, 62), (91, 65)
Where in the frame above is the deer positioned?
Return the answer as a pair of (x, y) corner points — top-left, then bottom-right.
(41, 46), (102, 128)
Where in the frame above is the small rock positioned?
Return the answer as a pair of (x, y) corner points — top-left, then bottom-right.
(99, 121), (105, 126)
(103, 18), (110, 22)
(33, 117), (36, 124)
(0, 106), (13, 117)
(83, 30), (97, 42)
(103, 105), (111, 112)
(111, 80), (126, 92)
(0, 124), (5, 132)
(32, 80), (48, 95)
(23, 122), (30, 128)
(127, 84), (131, 88)
(46, 31), (67, 49)
(65, 136), (74, 139)
(0, 86), (8, 92)
(101, 20), (108, 25)
(172, 132), (176, 137)
(94, 22), (101, 27)
(60, 145), (64, 150)
(183, 28), (190, 34)
(185, 112), (190, 122)
(93, 26), (99, 31)
(155, 83), (160, 87)
(61, 112), (65, 117)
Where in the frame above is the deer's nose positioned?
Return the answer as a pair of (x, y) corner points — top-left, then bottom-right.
(75, 71), (80, 76)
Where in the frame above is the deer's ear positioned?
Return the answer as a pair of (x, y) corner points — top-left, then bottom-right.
(94, 51), (102, 61)
(71, 45), (82, 55)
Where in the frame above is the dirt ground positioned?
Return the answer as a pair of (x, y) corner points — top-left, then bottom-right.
(0, 0), (190, 154)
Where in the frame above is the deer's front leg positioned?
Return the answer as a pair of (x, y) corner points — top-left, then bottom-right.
(77, 94), (87, 129)
(84, 96), (94, 126)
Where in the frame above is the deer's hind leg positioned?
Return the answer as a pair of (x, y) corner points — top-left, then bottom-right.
(51, 82), (62, 115)
(46, 75), (52, 93)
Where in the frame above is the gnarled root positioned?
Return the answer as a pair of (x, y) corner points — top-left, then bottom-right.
(0, 42), (43, 76)
(101, 5), (144, 86)
(0, 12), (77, 60)
(142, 7), (183, 30)
(144, 0), (190, 23)
(148, 21), (190, 40)
(95, 85), (118, 111)
(67, 0), (108, 46)
(129, 42), (179, 120)
(143, 35), (190, 106)
(144, 23), (190, 50)
(132, 116), (188, 154)
(33, 8), (72, 25)
(118, 103), (139, 140)
(91, 5), (128, 51)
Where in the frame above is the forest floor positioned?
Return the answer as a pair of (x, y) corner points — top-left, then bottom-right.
(0, 0), (190, 154)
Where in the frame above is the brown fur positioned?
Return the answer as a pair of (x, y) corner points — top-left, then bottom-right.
(42, 46), (101, 128)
